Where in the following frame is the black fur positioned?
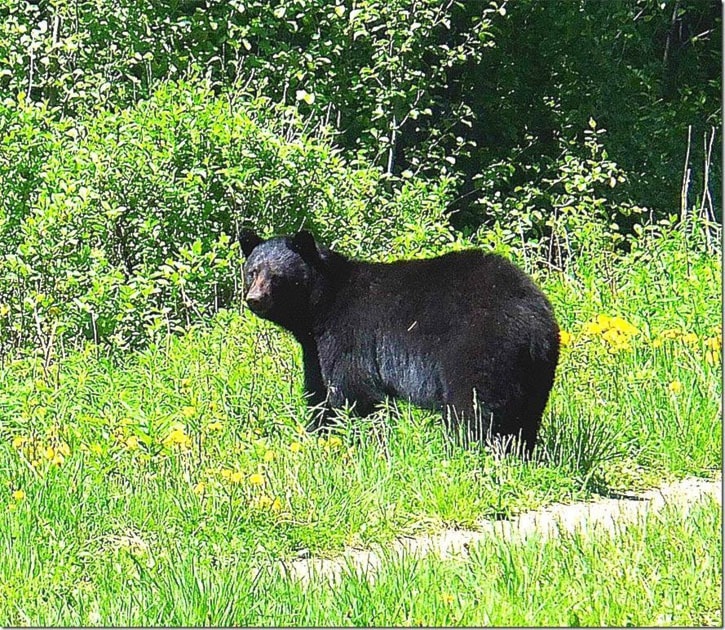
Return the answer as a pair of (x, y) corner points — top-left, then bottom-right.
(241, 230), (559, 455)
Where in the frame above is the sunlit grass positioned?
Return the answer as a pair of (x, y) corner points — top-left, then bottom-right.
(0, 229), (720, 625)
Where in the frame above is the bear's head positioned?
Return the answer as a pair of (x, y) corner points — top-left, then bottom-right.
(239, 229), (327, 334)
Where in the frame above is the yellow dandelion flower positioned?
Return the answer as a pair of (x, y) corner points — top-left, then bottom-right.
(89, 443), (103, 456)
(44, 446), (55, 460)
(705, 336), (722, 351)
(257, 495), (273, 509)
(193, 482), (206, 495)
(326, 436), (342, 449)
(272, 497), (282, 512)
(602, 329), (630, 351)
(596, 313), (613, 327)
(125, 435), (139, 450)
(181, 406), (196, 418)
(249, 472), (265, 486)
(582, 320), (606, 335)
(12, 489), (25, 501)
(263, 450), (275, 463)
(610, 316), (638, 336)
(681, 332), (698, 346)
(441, 592), (455, 605)
(51, 454), (64, 466)
(206, 421), (223, 432)
(559, 330), (573, 346)
(668, 380), (683, 394)
(164, 424), (192, 449)
(290, 441), (303, 454)
(11, 435), (26, 449)
(230, 471), (244, 484)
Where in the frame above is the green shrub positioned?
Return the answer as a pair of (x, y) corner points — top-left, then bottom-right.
(0, 79), (453, 353)
(471, 122), (648, 270)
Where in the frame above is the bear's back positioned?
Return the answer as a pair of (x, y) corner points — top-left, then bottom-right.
(336, 250), (551, 323)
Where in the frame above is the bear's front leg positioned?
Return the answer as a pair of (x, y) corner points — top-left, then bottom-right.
(301, 341), (336, 432)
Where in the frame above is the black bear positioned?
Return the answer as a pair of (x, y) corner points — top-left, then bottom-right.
(239, 230), (559, 455)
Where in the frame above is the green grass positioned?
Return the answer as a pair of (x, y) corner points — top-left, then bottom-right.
(0, 228), (721, 625)
(2, 495), (719, 626)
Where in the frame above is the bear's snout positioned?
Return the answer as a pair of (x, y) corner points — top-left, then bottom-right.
(245, 275), (273, 313)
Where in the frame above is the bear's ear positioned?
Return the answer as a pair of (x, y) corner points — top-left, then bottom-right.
(239, 229), (263, 257)
(290, 230), (320, 264)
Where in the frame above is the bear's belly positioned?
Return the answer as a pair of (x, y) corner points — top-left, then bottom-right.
(374, 338), (443, 409)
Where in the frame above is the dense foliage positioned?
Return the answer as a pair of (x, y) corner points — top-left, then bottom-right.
(0, 81), (453, 351)
(0, 0), (720, 221)
(0, 0), (720, 352)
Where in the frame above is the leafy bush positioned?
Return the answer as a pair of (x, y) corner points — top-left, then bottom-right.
(0, 79), (453, 353)
(471, 122), (648, 269)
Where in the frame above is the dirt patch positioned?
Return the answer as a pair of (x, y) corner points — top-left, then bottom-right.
(278, 476), (721, 584)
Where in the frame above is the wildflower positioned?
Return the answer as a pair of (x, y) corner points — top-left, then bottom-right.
(182, 406), (197, 418)
(681, 332), (698, 346)
(163, 424), (192, 450)
(249, 472), (265, 486)
(583, 313), (638, 352)
(602, 328), (631, 352)
(206, 421), (223, 432)
(193, 482), (206, 495)
(51, 453), (64, 466)
(582, 316), (608, 335)
(559, 330), (573, 347)
(89, 443), (103, 456)
(610, 316), (638, 336)
(441, 592), (455, 605)
(180, 378), (192, 389)
(231, 471), (244, 484)
(256, 495), (283, 512)
(290, 441), (303, 454)
(325, 436), (342, 449)
(11, 435), (26, 449)
(45, 446), (55, 460)
(704, 335), (722, 366)
(12, 489), (25, 501)
(263, 450), (275, 463)
(668, 380), (683, 394)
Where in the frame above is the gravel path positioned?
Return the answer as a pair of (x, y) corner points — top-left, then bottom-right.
(279, 476), (721, 584)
